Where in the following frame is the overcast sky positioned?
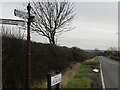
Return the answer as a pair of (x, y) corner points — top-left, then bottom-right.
(0, 0), (119, 50)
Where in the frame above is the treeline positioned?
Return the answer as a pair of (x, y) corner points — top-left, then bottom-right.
(93, 49), (120, 61)
(2, 33), (95, 88)
(103, 51), (120, 61)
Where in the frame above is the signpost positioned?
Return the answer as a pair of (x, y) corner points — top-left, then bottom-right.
(0, 3), (35, 89)
(14, 3), (34, 89)
(51, 73), (61, 86)
(1, 3), (62, 89)
(47, 72), (62, 90)
(0, 19), (25, 26)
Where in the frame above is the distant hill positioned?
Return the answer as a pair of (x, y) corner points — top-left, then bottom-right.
(84, 49), (106, 53)
(84, 50), (94, 53)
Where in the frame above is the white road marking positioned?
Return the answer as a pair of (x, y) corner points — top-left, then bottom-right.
(99, 56), (118, 88)
(99, 60), (106, 90)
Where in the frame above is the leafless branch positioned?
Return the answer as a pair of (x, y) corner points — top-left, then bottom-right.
(30, 0), (75, 44)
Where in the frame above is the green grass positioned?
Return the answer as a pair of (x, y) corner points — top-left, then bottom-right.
(63, 57), (100, 88)
(64, 78), (92, 88)
(105, 56), (119, 62)
(82, 58), (99, 65)
(74, 72), (92, 79)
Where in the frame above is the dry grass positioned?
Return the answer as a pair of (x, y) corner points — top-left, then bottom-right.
(85, 57), (97, 62)
(30, 58), (99, 88)
(30, 58), (101, 88)
(61, 62), (81, 87)
(31, 79), (47, 88)
(30, 62), (81, 88)
(63, 57), (102, 88)
(30, 57), (99, 88)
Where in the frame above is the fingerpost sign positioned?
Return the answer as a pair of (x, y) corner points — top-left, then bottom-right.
(47, 72), (62, 90)
(51, 73), (61, 86)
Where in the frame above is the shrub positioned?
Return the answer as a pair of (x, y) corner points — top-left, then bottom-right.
(2, 34), (95, 88)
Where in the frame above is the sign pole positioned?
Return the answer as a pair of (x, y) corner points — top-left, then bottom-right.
(56, 72), (60, 90)
(47, 74), (51, 90)
(26, 3), (31, 89)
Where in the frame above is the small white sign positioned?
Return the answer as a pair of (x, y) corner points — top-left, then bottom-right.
(51, 73), (62, 86)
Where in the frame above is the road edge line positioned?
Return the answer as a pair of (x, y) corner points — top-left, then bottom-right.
(100, 63), (106, 90)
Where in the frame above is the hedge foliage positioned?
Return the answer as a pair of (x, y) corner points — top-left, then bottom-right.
(2, 34), (95, 88)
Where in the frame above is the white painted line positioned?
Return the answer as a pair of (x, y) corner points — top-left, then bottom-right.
(98, 56), (106, 89)
(100, 63), (106, 90)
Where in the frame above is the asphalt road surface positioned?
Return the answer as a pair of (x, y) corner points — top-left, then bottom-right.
(0, 60), (1, 89)
(0, 53), (1, 89)
(98, 56), (118, 89)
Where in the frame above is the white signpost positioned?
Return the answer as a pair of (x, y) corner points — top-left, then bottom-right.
(51, 73), (62, 86)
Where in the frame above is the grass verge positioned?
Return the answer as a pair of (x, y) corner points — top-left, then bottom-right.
(63, 57), (102, 88)
(105, 56), (119, 62)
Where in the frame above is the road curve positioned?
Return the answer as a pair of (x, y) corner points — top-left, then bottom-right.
(98, 56), (118, 89)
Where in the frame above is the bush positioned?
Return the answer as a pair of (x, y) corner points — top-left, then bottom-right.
(2, 33), (26, 88)
(2, 34), (95, 88)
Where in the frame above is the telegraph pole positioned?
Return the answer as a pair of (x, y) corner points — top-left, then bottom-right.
(26, 3), (32, 89)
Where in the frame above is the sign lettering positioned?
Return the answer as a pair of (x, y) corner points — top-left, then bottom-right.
(51, 73), (61, 86)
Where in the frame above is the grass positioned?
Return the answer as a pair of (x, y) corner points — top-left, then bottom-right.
(64, 64), (92, 88)
(30, 58), (101, 88)
(105, 56), (119, 62)
(63, 57), (102, 88)
(83, 57), (99, 64)
(64, 78), (92, 88)
(61, 63), (81, 87)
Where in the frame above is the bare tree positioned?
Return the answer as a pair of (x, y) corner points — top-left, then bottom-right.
(108, 47), (117, 52)
(30, 0), (75, 44)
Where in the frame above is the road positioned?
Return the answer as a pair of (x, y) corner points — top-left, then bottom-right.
(0, 68), (1, 89)
(98, 56), (118, 89)
(0, 59), (1, 89)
